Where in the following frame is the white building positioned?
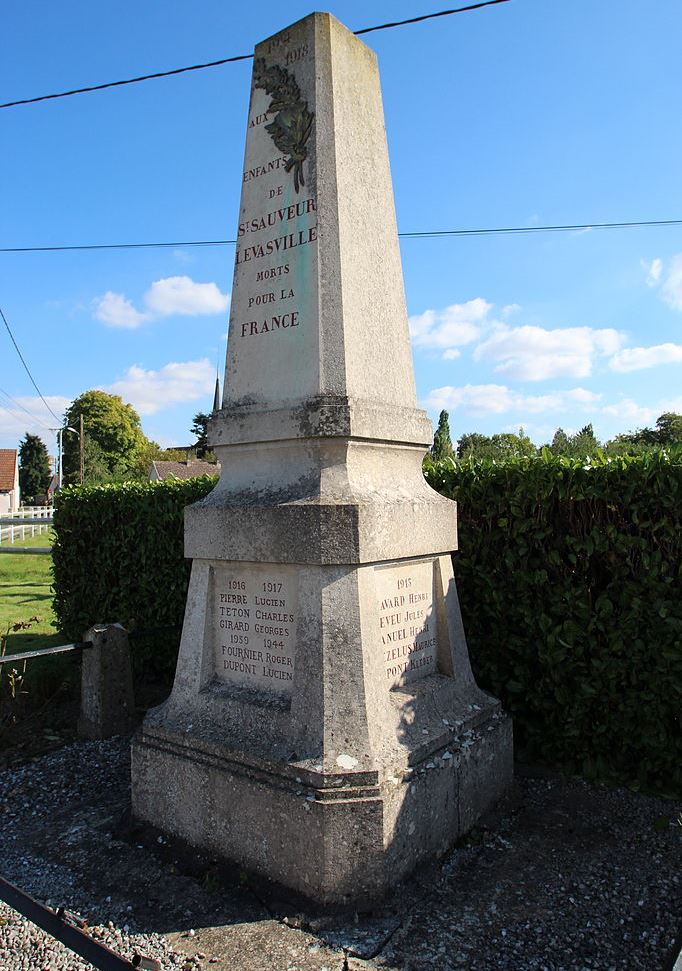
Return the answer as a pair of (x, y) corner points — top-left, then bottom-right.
(0, 449), (20, 513)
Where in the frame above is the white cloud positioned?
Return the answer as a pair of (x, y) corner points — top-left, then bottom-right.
(93, 276), (230, 329)
(93, 292), (149, 329)
(644, 254), (682, 311)
(105, 359), (215, 416)
(409, 298), (492, 354)
(609, 342), (682, 373)
(501, 303), (521, 319)
(442, 349), (461, 360)
(600, 399), (656, 425)
(424, 384), (600, 416)
(643, 257), (662, 287)
(145, 276), (230, 317)
(661, 254), (682, 311)
(0, 395), (69, 451)
(474, 324), (623, 381)
(660, 395), (682, 413)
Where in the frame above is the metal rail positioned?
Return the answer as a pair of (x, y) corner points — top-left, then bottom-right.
(0, 641), (92, 665)
(0, 517), (54, 526)
(0, 626), (182, 667)
(0, 547), (52, 554)
(0, 875), (161, 970)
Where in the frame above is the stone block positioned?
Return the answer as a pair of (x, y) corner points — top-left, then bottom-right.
(79, 623), (136, 740)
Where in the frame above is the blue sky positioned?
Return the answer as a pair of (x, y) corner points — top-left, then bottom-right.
(1, 0), (681, 458)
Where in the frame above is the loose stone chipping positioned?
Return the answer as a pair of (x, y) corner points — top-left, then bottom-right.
(0, 740), (679, 970)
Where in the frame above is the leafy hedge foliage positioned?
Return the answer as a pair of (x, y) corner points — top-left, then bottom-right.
(52, 477), (216, 676)
(52, 454), (681, 793)
(425, 449), (682, 794)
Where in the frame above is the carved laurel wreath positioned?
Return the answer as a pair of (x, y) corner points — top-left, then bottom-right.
(253, 58), (314, 193)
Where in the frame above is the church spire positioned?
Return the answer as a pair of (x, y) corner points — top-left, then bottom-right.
(212, 368), (221, 414)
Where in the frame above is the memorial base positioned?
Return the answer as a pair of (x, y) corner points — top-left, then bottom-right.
(132, 699), (512, 908)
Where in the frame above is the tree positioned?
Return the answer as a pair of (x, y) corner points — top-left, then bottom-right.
(456, 432), (489, 460)
(431, 410), (454, 461)
(457, 429), (536, 461)
(18, 433), (51, 500)
(191, 412), (211, 458)
(604, 412), (682, 455)
(654, 412), (682, 445)
(571, 423), (600, 458)
(62, 390), (150, 485)
(489, 429), (536, 459)
(550, 428), (570, 454)
(546, 423), (600, 459)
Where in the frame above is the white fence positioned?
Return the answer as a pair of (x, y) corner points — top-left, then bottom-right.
(0, 506), (53, 546)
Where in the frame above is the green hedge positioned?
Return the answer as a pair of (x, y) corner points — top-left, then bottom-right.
(52, 477), (216, 676)
(52, 454), (682, 793)
(425, 449), (682, 794)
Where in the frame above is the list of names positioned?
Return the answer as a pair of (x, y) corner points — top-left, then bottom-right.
(376, 561), (438, 687)
(213, 565), (297, 696)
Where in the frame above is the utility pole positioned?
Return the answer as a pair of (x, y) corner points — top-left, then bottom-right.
(79, 413), (84, 485)
(56, 428), (64, 489)
(52, 426), (79, 490)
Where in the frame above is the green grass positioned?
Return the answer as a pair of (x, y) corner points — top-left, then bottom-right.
(0, 532), (79, 745)
(0, 531), (62, 653)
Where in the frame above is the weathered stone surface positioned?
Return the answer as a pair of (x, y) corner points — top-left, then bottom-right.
(131, 11), (513, 907)
(79, 624), (136, 740)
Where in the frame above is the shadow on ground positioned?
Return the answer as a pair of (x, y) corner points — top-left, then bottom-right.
(0, 737), (679, 971)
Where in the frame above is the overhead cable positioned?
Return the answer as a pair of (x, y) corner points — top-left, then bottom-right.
(1, 218), (681, 255)
(354, 0), (511, 35)
(0, 1), (511, 109)
(0, 306), (62, 422)
(0, 386), (54, 430)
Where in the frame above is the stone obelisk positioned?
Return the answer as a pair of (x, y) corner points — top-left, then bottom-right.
(132, 12), (512, 907)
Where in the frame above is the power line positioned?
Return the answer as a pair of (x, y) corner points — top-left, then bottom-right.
(397, 218), (682, 238)
(0, 387), (53, 432)
(354, 0), (510, 35)
(0, 53), (254, 110)
(0, 306), (62, 423)
(0, 1), (511, 110)
(1, 219), (681, 255)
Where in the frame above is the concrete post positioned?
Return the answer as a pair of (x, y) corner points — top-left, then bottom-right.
(78, 623), (136, 739)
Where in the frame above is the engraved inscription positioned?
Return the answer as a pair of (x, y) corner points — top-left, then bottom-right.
(225, 32), (319, 404)
(213, 565), (297, 696)
(375, 561), (437, 687)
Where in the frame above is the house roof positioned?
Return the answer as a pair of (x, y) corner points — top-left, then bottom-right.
(0, 449), (18, 491)
(151, 460), (219, 481)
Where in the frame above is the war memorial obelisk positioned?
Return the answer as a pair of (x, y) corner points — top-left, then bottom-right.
(132, 12), (512, 906)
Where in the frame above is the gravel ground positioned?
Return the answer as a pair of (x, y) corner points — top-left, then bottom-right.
(0, 737), (679, 971)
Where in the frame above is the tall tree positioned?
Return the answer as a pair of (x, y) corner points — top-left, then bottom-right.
(18, 433), (51, 500)
(191, 413), (210, 458)
(550, 428), (570, 454)
(62, 390), (150, 485)
(431, 410), (454, 461)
